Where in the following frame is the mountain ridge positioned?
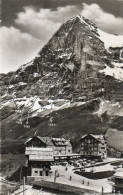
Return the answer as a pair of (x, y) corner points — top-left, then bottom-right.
(1, 15), (123, 155)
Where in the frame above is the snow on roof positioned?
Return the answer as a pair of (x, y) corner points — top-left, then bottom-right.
(114, 169), (123, 178)
(25, 136), (70, 146)
(52, 138), (70, 146)
(29, 155), (53, 161)
(25, 137), (32, 144)
(26, 147), (54, 161)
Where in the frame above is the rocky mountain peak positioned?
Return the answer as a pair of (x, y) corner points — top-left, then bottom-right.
(1, 15), (123, 102)
(1, 15), (123, 154)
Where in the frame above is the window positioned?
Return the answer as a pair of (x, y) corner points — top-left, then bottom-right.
(68, 150), (70, 153)
(34, 164), (36, 168)
(35, 171), (38, 173)
(46, 171), (48, 176)
(88, 139), (90, 143)
(40, 171), (42, 176)
(85, 139), (88, 143)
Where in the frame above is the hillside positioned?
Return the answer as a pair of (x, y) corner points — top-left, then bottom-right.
(1, 15), (123, 155)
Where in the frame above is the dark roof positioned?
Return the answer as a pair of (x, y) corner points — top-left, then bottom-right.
(37, 136), (51, 145)
(81, 134), (105, 142)
(25, 136), (71, 146)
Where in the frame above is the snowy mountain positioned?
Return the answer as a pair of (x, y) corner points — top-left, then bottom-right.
(1, 15), (123, 156)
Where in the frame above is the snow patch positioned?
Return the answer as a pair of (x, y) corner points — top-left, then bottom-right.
(112, 62), (123, 68)
(18, 82), (27, 86)
(98, 29), (123, 49)
(8, 85), (14, 89)
(95, 99), (123, 117)
(100, 65), (123, 81)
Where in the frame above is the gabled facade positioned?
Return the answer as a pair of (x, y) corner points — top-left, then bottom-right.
(49, 138), (72, 155)
(25, 136), (72, 155)
(25, 147), (54, 177)
(80, 134), (107, 158)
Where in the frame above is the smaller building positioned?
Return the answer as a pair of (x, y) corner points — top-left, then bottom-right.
(80, 134), (107, 159)
(25, 147), (54, 177)
(51, 138), (72, 155)
(113, 169), (123, 194)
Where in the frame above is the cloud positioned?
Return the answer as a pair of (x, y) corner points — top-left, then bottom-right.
(0, 26), (41, 73)
(1, 4), (123, 73)
(81, 3), (123, 35)
(1, 5), (79, 73)
(15, 6), (78, 41)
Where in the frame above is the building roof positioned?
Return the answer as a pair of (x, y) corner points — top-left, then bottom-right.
(37, 136), (51, 145)
(81, 134), (105, 142)
(25, 136), (71, 146)
(25, 138), (32, 144)
(25, 136), (51, 145)
(114, 169), (123, 178)
(25, 147), (54, 161)
(52, 138), (70, 146)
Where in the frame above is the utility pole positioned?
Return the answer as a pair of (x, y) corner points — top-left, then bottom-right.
(23, 177), (25, 195)
(54, 170), (57, 183)
(20, 165), (22, 181)
(102, 187), (104, 194)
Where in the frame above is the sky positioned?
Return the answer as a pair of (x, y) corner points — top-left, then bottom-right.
(1, 0), (123, 73)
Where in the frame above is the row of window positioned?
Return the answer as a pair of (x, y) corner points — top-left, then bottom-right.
(81, 143), (98, 146)
(82, 139), (98, 144)
(82, 151), (98, 155)
(33, 170), (49, 176)
(81, 147), (98, 151)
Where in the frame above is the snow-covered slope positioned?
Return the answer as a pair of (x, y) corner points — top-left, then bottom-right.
(100, 65), (123, 81)
(77, 14), (123, 49)
(1, 15), (123, 155)
(97, 29), (123, 49)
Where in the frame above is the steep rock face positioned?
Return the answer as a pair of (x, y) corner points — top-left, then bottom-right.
(109, 47), (123, 62)
(2, 15), (123, 101)
(1, 15), (123, 154)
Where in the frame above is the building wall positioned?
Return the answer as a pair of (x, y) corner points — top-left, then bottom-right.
(28, 161), (51, 177)
(98, 141), (107, 158)
(31, 168), (43, 176)
(115, 178), (123, 194)
(31, 167), (50, 177)
(26, 137), (73, 156)
(47, 141), (72, 155)
(80, 135), (99, 156)
(47, 145), (66, 155)
(66, 142), (72, 154)
(80, 135), (107, 158)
